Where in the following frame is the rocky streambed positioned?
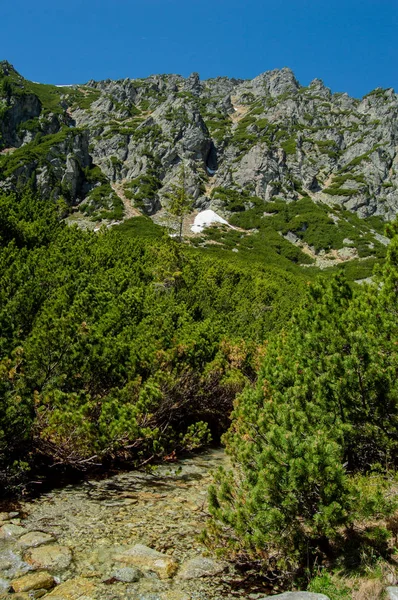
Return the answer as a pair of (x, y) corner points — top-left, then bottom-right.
(0, 448), (353, 600)
(0, 449), (269, 600)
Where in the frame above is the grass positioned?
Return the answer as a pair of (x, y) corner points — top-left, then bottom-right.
(308, 573), (352, 600)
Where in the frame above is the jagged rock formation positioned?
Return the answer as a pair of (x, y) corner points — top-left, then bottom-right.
(1, 60), (397, 223)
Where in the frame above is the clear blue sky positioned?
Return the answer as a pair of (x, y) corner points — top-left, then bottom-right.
(1, 0), (397, 98)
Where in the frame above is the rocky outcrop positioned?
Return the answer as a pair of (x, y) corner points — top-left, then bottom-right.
(1, 61), (398, 221)
(0, 93), (41, 148)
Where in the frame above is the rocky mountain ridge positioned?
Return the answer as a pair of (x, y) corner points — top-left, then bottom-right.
(0, 60), (396, 268)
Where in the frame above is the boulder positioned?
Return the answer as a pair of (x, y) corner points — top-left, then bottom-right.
(177, 556), (226, 579)
(114, 544), (178, 579)
(387, 588), (398, 600)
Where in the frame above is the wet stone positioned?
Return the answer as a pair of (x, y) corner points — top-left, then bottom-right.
(18, 531), (54, 548)
(159, 593), (191, 600)
(111, 566), (143, 582)
(0, 548), (30, 580)
(0, 594), (32, 600)
(114, 544), (179, 579)
(24, 545), (73, 572)
(10, 571), (55, 593)
(45, 577), (96, 599)
(13, 449), (232, 599)
(0, 525), (25, 539)
(0, 559), (12, 571)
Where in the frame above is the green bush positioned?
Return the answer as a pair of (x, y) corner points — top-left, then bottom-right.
(207, 265), (398, 574)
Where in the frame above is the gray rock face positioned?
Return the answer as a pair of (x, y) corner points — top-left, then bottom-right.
(1, 61), (398, 222)
(387, 587), (398, 600)
(0, 94), (41, 147)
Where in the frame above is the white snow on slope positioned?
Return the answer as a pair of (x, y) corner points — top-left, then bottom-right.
(191, 210), (230, 234)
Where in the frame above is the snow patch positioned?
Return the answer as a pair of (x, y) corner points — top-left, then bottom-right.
(191, 210), (230, 233)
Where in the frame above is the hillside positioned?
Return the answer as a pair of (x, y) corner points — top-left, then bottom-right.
(1, 61), (398, 598)
(0, 60), (396, 278)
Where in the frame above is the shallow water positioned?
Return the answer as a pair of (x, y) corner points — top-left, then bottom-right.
(0, 449), (271, 599)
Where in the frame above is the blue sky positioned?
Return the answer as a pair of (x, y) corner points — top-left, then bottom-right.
(1, 0), (397, 98)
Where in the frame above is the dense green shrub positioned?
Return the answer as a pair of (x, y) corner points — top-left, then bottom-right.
(0, 188), (309, 493)
(206, 257), (398, 574)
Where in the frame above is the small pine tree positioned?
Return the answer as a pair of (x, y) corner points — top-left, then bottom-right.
(167, 163), (193, 242)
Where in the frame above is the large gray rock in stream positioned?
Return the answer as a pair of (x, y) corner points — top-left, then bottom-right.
(24, 544), (73, 571)
(114, 544), (178, 579)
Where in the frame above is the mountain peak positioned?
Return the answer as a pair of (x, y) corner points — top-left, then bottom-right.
(0, 60), (20, 78)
